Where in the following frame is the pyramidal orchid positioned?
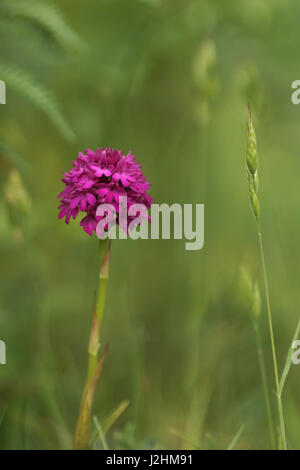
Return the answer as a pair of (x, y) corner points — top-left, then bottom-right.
(58, 147), (153, 450)
(58, 147), (153, 235)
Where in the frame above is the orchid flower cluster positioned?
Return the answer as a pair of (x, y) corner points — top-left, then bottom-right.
(58, 147), (153, 235)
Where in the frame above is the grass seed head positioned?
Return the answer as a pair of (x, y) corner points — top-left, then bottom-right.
(246, 106), (260, 220)
(246, 109), (258, 176)
(248, 179), (260, 218)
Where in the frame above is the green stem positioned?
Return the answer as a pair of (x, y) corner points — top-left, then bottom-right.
(254, 322), (276, 449)
(257, 222), (287, 449)
(87, 239), (110, 380)
(73, 238), (111, 450)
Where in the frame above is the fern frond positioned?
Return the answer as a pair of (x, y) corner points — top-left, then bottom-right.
(0, 63), (76, 142)
(0, 0), (84, 51)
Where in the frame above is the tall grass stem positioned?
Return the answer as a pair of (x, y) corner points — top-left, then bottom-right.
(253, 322), (276, 449)
(257, 223), (287, 449)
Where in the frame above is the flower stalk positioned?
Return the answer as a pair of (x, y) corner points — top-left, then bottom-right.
(73, 238), (111, 450)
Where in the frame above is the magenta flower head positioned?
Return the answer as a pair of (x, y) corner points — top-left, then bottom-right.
(58, 147), (153, 235)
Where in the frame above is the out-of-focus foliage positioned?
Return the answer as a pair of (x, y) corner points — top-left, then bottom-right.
(1, 0), (300, 450)
(0, 0), (83, 242)
(0, 0), (82, 141)
(3, 169), (31, 243)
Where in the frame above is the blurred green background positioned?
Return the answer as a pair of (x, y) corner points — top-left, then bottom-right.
(1, 0), (300, 450)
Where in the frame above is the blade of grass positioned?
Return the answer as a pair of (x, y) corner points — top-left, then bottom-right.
(90, 400), (129, 447)
(279, 319), (300, 396)
(102, 400), (130, 435)
(93, 416), (109, 450)
(227, 424), (245, 450)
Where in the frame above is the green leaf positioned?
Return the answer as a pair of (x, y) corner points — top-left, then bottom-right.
(279, 319), (300, 396)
